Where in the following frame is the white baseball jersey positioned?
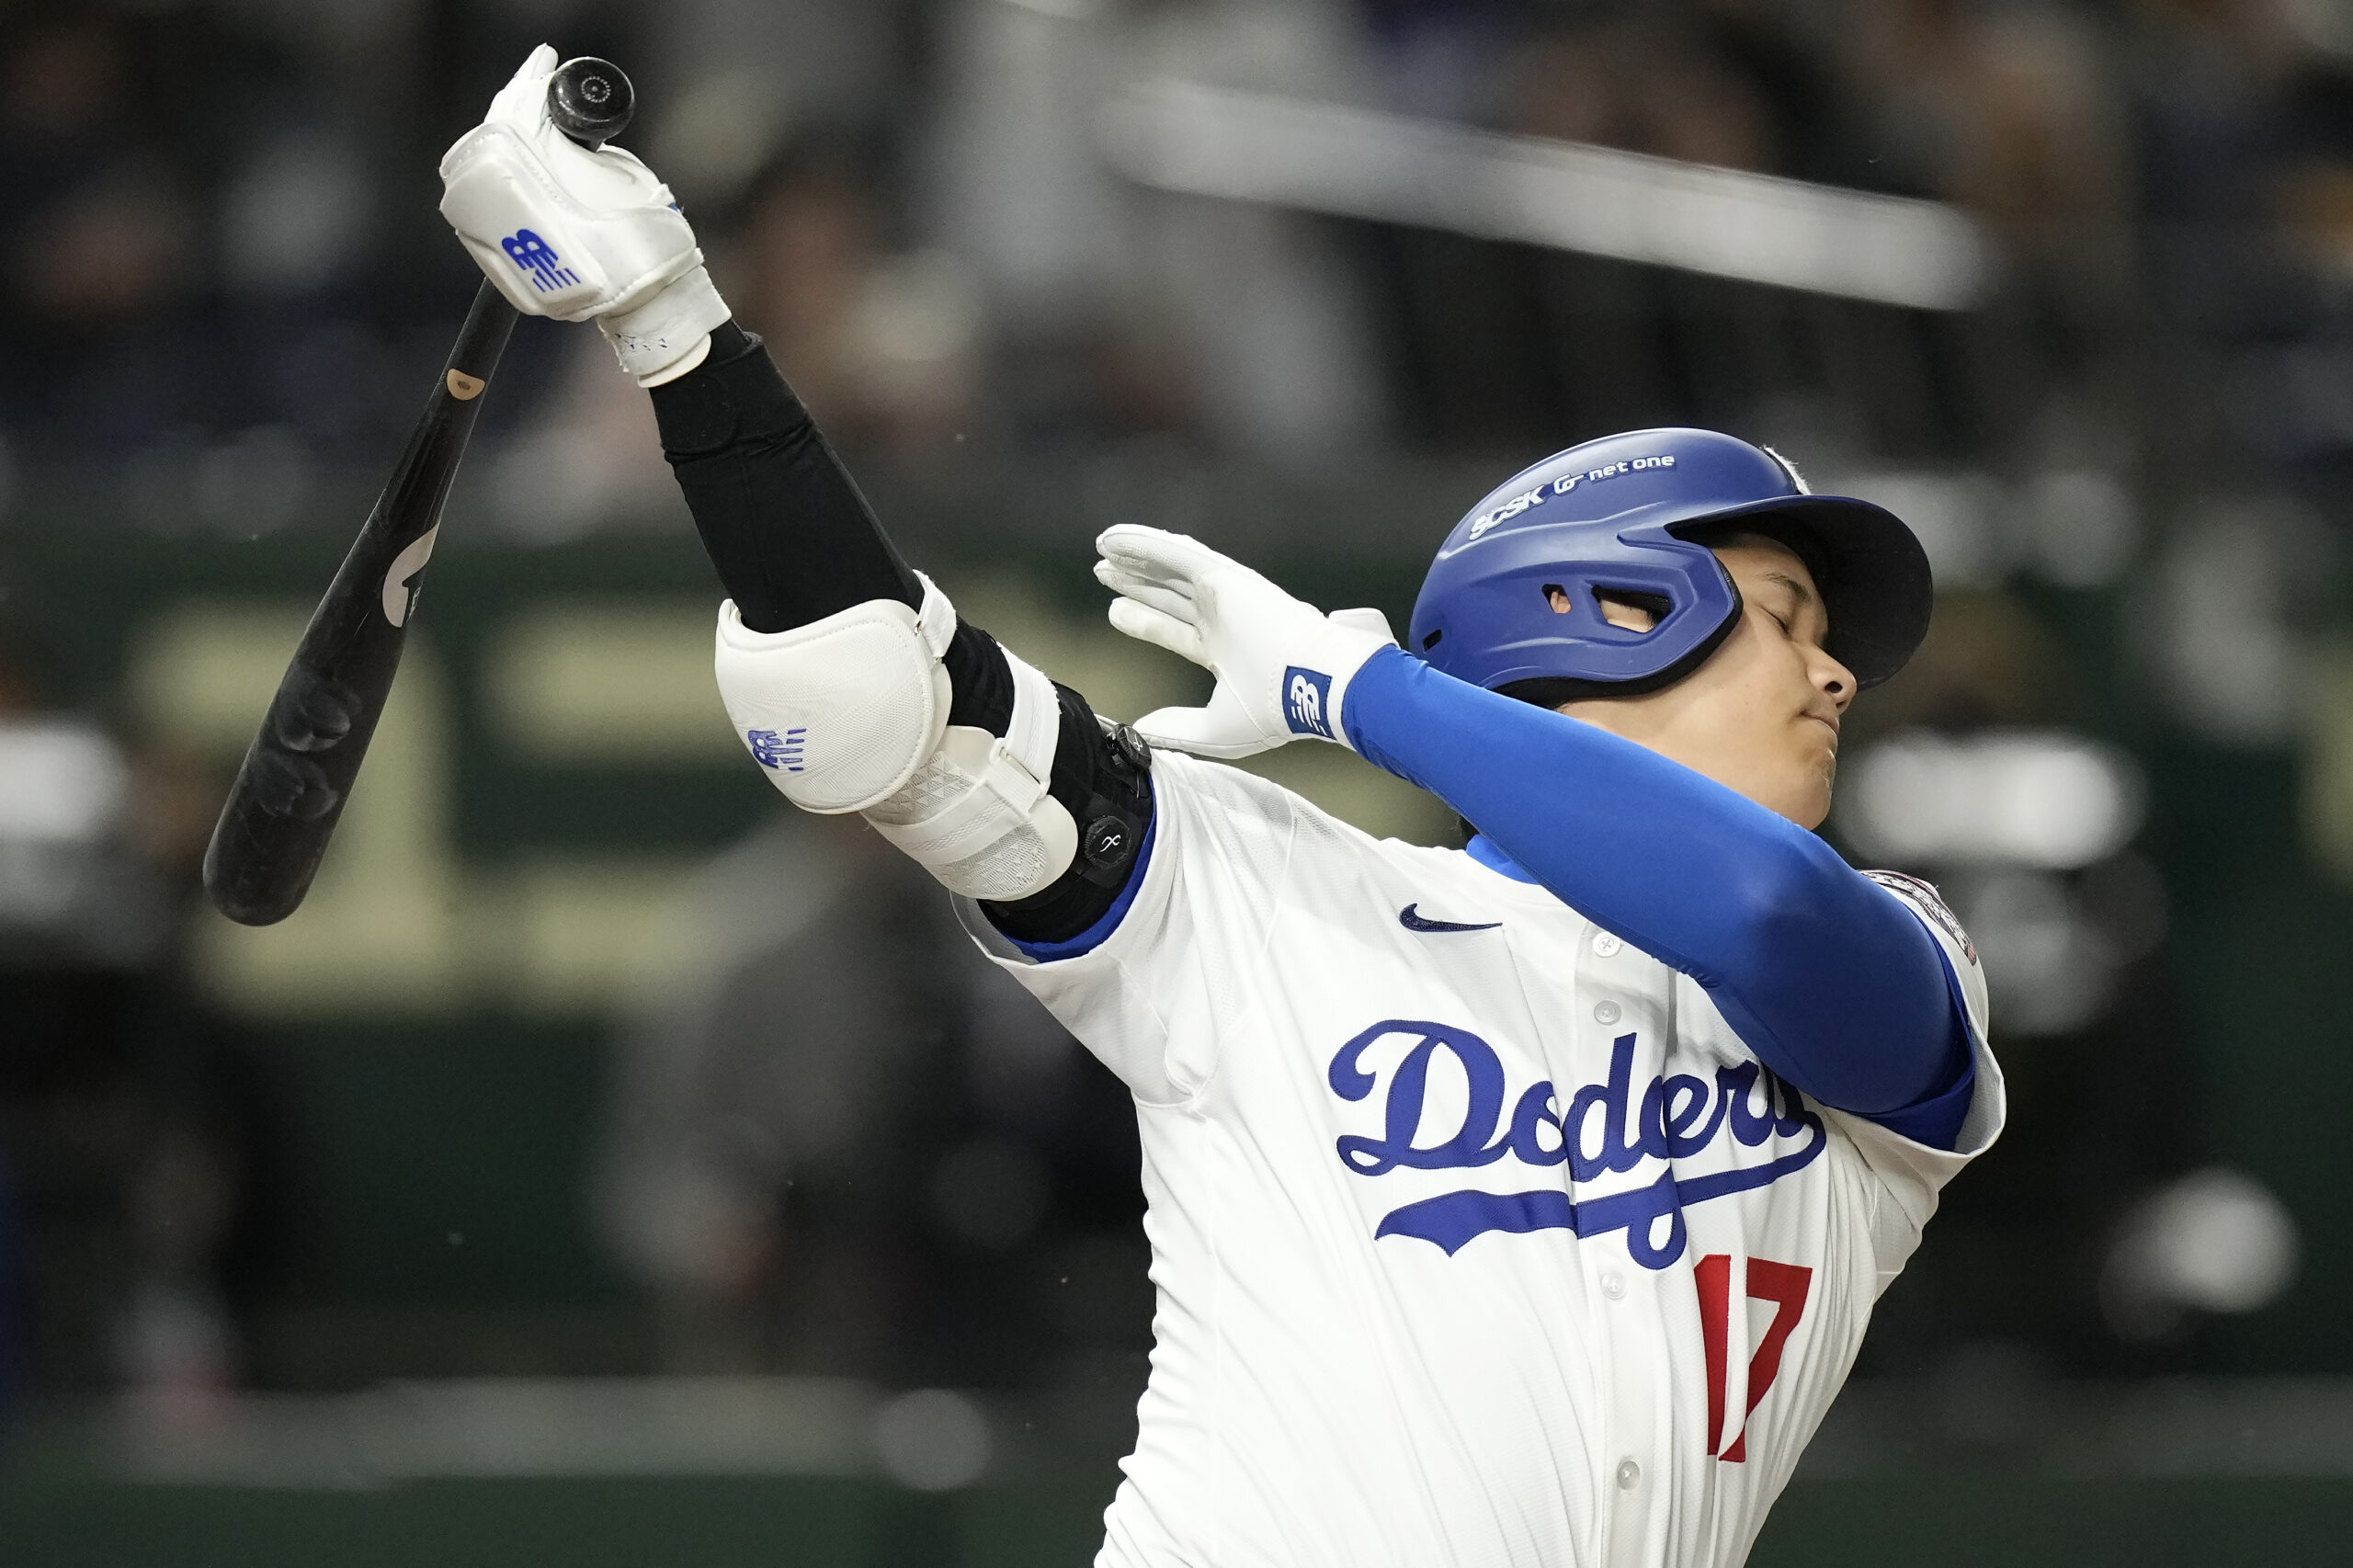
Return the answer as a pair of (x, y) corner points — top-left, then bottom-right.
(963, 752), (2003, 1568)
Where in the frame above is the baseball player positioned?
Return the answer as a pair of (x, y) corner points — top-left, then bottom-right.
(444, 50), (2002, 1568)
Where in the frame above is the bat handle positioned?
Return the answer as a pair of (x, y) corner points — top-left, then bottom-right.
(547, 57), (634, 149)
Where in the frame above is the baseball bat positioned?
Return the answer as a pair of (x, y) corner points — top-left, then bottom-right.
(203, 56), (636, 926)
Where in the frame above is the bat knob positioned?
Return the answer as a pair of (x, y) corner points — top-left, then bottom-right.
(547, 57), (634, 150)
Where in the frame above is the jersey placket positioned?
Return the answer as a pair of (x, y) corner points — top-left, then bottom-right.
(1596, 1257), (1673, 1568)
(1581, 924), (1675, 1568)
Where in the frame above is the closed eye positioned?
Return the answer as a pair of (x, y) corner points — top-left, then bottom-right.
(1756, 570), (1817, 640)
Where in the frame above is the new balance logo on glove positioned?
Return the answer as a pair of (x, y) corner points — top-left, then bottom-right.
(501, 229), (581, 291)
(1283, 667), (1335, 739)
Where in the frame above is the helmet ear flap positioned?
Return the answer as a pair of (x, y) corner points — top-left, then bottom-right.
(1588, 586), (1672, 632)
(1419, 522), (1747, 699)
(1495, 575), (1745, 708)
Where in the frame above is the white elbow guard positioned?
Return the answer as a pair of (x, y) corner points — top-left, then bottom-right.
(714, 574), (957, 813)
(861, 648), (1078, 901)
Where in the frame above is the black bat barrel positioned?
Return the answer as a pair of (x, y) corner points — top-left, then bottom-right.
(202, 286), (517, 925)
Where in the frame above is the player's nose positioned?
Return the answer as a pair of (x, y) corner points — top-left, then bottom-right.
(1815, 649), (1857, 711)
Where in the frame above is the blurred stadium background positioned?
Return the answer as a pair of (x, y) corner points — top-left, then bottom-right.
(3, 0), (2352, 1562)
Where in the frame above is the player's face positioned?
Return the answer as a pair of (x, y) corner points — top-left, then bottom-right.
(1554, 540), (1856, 830)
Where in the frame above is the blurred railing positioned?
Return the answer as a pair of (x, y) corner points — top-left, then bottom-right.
(6, 1375), (2353, 1566)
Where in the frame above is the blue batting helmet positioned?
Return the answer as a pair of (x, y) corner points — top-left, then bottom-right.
(1407, 428), (1933, 702)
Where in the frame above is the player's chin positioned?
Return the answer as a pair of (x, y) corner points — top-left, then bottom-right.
(1783, 747), (1837, 831)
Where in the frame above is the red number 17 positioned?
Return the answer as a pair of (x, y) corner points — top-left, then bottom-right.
(1694, 1254), (1813, 1462)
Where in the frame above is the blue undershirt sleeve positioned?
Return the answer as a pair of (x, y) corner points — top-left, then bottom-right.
(1341, 647), (1972, 1148)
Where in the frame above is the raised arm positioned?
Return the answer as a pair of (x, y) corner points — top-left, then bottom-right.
(436, 47), (1147, 948)
(1340, 650), (1970, 1133)
(652, 324), (1154, 947)
(1094, 526), (1973, 1146)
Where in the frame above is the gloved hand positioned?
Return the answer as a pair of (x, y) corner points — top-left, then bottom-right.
(1095, 524), (1398, 759)
(438, 44), (729, 382)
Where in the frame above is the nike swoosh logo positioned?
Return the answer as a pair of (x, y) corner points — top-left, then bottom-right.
(1399, 903), (1501, 934)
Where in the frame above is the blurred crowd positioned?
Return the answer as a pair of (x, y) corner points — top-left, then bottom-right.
(0, 0), (2347, 485)
(0, 626), (278, 1418)
(1, 0), (2351, 1425)
(596, 818), (1152, 1391)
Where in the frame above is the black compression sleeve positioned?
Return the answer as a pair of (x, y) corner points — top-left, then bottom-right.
(650, 320), (919, 632)
(647, 323), (1149, 944)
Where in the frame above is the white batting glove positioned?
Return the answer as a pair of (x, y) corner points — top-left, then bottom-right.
(1095, 525), (1398, 759)
(438, 44), (729, 381)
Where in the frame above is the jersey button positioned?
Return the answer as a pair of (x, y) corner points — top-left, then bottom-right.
(1601, 1272), (1626, 1301)
(1616, 1459), (1643, 1490)
(1592, 931), (1622, 957)
(1594, 1000), (1622, 1025)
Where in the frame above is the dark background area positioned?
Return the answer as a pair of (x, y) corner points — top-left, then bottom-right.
(4, 0), (2353, 1562)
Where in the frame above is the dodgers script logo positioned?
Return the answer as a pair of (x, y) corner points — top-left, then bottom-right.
(1328, 1019), (1824, 1268)
(1283, 666), (1335, 739)
(502, 229), (582, 292)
